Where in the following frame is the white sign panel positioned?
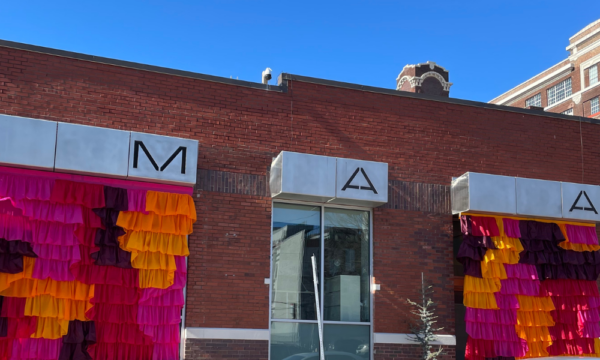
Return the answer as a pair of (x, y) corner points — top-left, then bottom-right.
(332, 158), (388, 207)
(562, 182), (600, 222)
(0, 115), (57, 170)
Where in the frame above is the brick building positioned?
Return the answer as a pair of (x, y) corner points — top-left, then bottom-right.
(0, 38), (600, 360)
(490, 18), (600, 118)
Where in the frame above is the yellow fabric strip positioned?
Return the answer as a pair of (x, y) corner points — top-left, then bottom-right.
(464, 276), (501, 294)
(117, 212), (194, 235)
(0, 278), (94, 301)
(519, 341), (551, 358)
(31, 317), (69, 339)
(483, 248), (520, 265)
(119, 230), (189, 256)
(491, 236), (524, 252)
(463, 292), (498, 309)
(515, 325), (552, 342)
(481, 261), (507, 280)
(146, 191), (197, 221)
(139, 268), (175, 289)
(516, 295), (555, 312)
(130, 251), (177, 271)
(516, 310), (556, 327)
(24, 295), (92, 321)
(559, 241), (600, 252)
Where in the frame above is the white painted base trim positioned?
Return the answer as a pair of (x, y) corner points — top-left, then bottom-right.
(374, 333), (456, 346)
(185, 327), (269, 341)
(184, 327), (456, 346)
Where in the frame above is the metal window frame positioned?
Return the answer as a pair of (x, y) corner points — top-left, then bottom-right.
(268, 199), (374, 360)
(548, 78), (572, 106)
(592, 97), (600, 115)
(590, 65), (598, 87)
(525, 93), (541, 107)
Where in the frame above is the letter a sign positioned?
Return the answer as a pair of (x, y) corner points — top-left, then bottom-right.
(561, 183), (600, 221)
(334, 158), (388, 206)
(569, 191), (598, 214)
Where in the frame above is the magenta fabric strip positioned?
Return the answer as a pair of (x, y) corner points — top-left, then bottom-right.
(502, 218), (521, 238)
(565, 224), (599, 245)
(0, 166), (193, 195)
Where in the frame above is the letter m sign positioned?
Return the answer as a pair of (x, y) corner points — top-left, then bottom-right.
(133, 140), (187, 174)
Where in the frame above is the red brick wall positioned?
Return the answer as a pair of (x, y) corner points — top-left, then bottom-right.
(2, 45), (600, 343)
(374, 344), (455, 360)
(185, 339), (268, 360)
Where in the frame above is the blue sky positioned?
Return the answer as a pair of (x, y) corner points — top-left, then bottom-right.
(1, 1), (599, 102)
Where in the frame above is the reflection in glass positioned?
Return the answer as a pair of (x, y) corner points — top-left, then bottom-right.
(324, 208), (370, 322)
(324, 324), (370, 359)
(270, 322), (319, 360)
(272, 203), (321, 320)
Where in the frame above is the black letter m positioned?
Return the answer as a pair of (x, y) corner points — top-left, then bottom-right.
(133, 141), (187, 174)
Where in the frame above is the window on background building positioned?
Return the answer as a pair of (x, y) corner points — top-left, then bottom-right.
(525, 93), (541, 108)
(562, 108), (574, 115)
(270, 203), (371, 360)
(547, 78), (572, 106)
(590, 65), (598, 87)
(592, 97), (600, 115)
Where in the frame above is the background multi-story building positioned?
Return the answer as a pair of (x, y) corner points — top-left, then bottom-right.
(490, 19), (600, 118)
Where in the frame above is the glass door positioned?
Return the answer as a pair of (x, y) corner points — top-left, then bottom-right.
(270, 202), (372, 360)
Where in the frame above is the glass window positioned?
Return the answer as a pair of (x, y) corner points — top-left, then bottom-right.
(324, 208), (370, 322)
(590, 65), (598, 87)
(271, 322), (319, 360)
(525, 93), (541, 107)
(271, 203), (372, 360)
(592, 97), (600, 115)
(323, 324), (370, 359)
(272, 203), (321, 320)
(547, 78), (572, 106)
(562, 108), (574, 115)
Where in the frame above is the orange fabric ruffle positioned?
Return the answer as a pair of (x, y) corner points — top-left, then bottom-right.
(463, 292), (498, 309)
(131, 251), (177, 271)
(491, 236), (524, 252)
(0, 256), (35, 292)
(464, 276), (501, 294)
(516, 310), (555, 327)
(481, 261), (507, 279)
(558, 241), (600, 252)
(146, 191), (197, 221)
(119, 230), (189, 256)
(516, 295), (555, 312)
(138, 268), (175, 289)
(515, 325), (552, 342)
(31, 316), (69, 339)
(483, 248), (520, 265)
(24, 294), (92, 321)
(520, 341), (551, 358)
(1, 278), (94, 301)
(117, 212), (194, 235)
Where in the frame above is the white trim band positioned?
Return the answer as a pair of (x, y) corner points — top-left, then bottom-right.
(185, 327), (456, 346)
(373, 333), (456, 346)
(185, 327), (269, 341)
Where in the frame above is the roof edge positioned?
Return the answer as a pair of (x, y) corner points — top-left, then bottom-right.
(0, 39), (284, 92)
(0, 39), (598, 126)
(278, 73), (600, 125)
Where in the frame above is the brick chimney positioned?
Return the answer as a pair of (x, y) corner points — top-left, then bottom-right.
(396, 61), (452, 97)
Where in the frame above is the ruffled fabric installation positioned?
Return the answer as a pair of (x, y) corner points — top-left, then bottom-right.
(459, 214), (600, 359)
(0, 172), (195, 360)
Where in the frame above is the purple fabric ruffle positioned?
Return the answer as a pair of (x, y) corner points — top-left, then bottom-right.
(59, 320), (96, 360)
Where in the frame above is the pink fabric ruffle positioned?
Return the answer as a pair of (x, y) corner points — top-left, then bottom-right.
(87, 342), (154, 360)
(95, 322), (153, 345)
(32, 244), (80, 261)
(127, 189), (147, 213)
(551, 309), (600, 324)
(499, 278), (540, 296)
(470, 216), (500, 237)
(552, 296), (600, 311)
(547, 338), (595, 356)
(565, 224), (599, 245)
(466, 337), (528, 358)
(139, 289), (184, 306)
(87, 304), (138, 324)
(502, 218), (521, 238)
(0, 214), (30, 241)
(0, 199), (23, 216)
(71, 259), (139, 287)
(137, 305), (181, 325)
(466, 322), (520, 341)
(32, 258), (76, 281)
(540, 279), (600, 297)
(30, 220), (78, 246)
(465, 308), (517, 325)
(494, 293), (520, 309)
(11, 338), (62, 359)
(0, 174), (54, 201)
(92, 284), (140, 305)
(504, 263), (538, 280)
(1, 297), (26, 318)
(50, 180), (104, 208)
(140, 324), (180, 344)
(12, 199), (83, 224)
(152, 343), (179, 360)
